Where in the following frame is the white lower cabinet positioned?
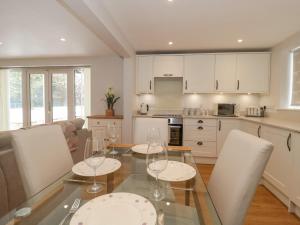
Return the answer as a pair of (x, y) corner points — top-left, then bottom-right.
(291, 132), (300, 207)
(88, 118), (122, 144)
(183, 118), (217, 158)
(261, 126), (293, 196)
(240, 120), (261, 137)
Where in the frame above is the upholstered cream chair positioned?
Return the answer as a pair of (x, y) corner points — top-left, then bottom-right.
(133, 118), (168, 144)
(11, 125), (74, 197)
(208, 129), (273, 225)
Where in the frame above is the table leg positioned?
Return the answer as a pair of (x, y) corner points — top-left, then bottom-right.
(185, 179), (191, 206)
(107, 173), (114, 193)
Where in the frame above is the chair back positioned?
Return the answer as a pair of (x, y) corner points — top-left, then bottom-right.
(11, 125), (73, 197)
(133, 118), (168, 144)
(208, 129), (273, 225)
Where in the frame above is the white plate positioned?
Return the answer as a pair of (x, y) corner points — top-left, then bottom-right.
(70, 192), (157, 225)
(72, 158), (121, 177)
(131, 144), (163, 154)
(147, 161), (196, 182)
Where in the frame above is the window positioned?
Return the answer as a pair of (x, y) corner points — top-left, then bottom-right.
(290, 48), (300, 107)
(0, 67), (91, 131)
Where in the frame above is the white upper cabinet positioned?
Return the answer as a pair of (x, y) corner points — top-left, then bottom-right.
(154, 55), (184, 77)
(236, 53), (270, 93)
(215, 54), (237, 92)
(183, 54), (215, 93)
(136, 55), (154, 94)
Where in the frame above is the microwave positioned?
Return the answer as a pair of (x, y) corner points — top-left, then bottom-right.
(214, 104), (236, 116)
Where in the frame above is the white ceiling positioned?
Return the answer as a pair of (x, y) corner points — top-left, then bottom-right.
(0, 0), (114, 59)
(101, 0), (300, 52)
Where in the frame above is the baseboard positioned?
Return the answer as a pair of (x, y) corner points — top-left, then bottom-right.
(193, 156), (217, 164)
(262, 178), (290, 207)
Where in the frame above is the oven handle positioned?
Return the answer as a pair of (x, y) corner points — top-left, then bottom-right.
(169, 125), (182, 128)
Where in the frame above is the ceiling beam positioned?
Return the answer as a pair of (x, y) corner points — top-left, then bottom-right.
(57, 0), (135, 58)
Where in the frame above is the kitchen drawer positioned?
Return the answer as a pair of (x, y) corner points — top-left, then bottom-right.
(88, 119), (122, 128)
(183, 125), (216, 141)
(184, 140), (217, 158)
(183, 118), (217, 127)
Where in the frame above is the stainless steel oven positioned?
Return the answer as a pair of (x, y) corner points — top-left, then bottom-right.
(152, 114), (183, 146)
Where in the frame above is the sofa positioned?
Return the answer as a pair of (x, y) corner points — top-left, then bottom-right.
(0, 119), (91, 217)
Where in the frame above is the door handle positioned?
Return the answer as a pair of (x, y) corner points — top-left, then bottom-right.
(257, 125), (261, 138)
(163, 73), (173, 77)
(237, 80), (240, 90)
(218, 120), (221, 131)
(216, 80), (219, 90)
(197, 141), (203, 146)
(197, 126), (203, 130)
(287, 133), (291, 152)
(198, 120), (203, 123)
(185, 80), (188, 90)
(149, 80), (152, 90)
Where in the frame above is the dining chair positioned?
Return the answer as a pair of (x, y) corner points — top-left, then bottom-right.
(11, 125), (74, 197)
(207, 129), (273, 225)
(133, 117), (168, 144)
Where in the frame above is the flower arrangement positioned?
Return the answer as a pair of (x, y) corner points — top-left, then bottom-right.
(104, 88), (120, 116)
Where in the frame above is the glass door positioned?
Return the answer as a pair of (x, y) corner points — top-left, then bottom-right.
(50, 70), (70, 122)
(28, 70), (49, 126)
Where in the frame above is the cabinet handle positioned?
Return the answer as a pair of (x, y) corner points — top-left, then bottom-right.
(163, 73), (173, 77)
(216, 80), (219, 90)
(287, 133), (291, 152)
(257, 125), (261, 138)
(185, 80), (188, 90)
(197, 141), (203, 146)
(218, 120), (221, 131)
(197, 126), (203, 130)
(237, 80), (240, 90)
(149, 80), (152, 90)
(198, 120), (203, 123)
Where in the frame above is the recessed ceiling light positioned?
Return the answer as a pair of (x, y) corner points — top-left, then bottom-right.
(0, 42), (3, 45)
(237, 39), (243, 43)
(168, 0), (174, 2)
(168, 41), (173, 46)
(60, 37), (66, 42)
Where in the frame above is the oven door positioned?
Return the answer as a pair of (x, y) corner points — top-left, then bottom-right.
(168, 125), (182, 146)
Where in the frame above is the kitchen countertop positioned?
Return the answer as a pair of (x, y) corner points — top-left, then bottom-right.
(133, 114), (300, 133)
(87, 115), (124, 119)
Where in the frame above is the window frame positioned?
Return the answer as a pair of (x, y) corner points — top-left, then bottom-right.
(289, 47), (300, 109)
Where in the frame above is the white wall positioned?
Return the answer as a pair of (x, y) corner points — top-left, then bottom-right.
(259, 30), (300, 121)
(0, 55), (123, 115)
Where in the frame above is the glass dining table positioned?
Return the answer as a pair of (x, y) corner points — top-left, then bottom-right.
(0, 147), (222, 225)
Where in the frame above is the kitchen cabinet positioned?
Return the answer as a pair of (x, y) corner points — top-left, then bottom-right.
(215, 54), (237, 92)
(183, 118), (217, 157)
(88, 118), (122, 146)
(261, 126), (293, 196)
(216, 119), (240, 155)
(240, 120), (261, 137)
(136, 56), (154, 94)
(154, 55), (183, 77)
(236, 53), (270, 93)
(291, 132), (300, 207)
(183, 54), (215, 93)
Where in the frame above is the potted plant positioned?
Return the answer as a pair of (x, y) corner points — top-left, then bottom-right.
(104, 88), (120, 116)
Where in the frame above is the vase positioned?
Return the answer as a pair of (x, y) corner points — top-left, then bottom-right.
(105, 109), (115, 116)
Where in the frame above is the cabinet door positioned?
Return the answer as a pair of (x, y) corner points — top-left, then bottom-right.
(261, 126), (293, 195)
(240, 120), (261, 137)
(291, 132), (300, 207)
(183, 54), (215, 93)
(91, 127), (106, 143)
(136, 56), (154, 94)
(184, 140), (217, 158)
(217, 119), (240, 155)
(215, 54), (237, 92)
(236, 53), (270, 93)
(154, 55), (183, 77)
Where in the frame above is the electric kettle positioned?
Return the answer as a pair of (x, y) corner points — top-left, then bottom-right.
(140, 103), (149, 115)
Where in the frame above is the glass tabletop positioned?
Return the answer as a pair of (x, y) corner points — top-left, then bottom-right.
(0, 148), (221, 225)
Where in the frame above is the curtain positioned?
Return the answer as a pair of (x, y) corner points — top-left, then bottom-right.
(0, 69), (9, 130)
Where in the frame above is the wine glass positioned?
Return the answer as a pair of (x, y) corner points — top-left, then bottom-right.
(146, 127), (161, 147)
(146, 133), (168, 201)
(84, 137), (106, 193)
(107, 123), (119, 155)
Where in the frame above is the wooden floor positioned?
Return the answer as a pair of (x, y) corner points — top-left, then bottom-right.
(197, 164), (300, 225)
